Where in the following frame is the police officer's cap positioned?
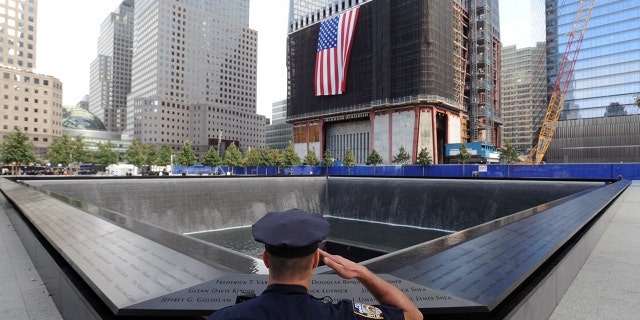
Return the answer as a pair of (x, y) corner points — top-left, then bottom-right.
(252, 209), (329, 258)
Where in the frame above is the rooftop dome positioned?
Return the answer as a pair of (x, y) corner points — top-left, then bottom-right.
(62, 106), (106, 131)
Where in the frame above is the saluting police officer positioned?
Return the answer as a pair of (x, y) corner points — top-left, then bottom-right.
(208, 209), (423, 320)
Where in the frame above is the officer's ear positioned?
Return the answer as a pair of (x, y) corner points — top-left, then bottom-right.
(312, 250), (320, 268)
(262, 250), (270, 269)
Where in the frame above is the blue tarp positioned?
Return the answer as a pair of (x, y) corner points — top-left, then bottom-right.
(171, 163), (640, 180)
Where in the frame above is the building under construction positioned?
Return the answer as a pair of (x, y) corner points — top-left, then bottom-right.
(286, 0), (501, 164)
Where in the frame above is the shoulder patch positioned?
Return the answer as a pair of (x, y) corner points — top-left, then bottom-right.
(353, 302), (384, 319)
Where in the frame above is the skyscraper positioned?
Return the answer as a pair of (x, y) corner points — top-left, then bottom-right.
(501, 43), (546, 152)
(546, 0), (639, 119)
(544, 0), (640, 162)
(265, 99), (291, 151)
(0, 0), (63, 155)
(465, 0), (502, 145)
(89, 0), (134, 134)
(125, 0), (265, 156)
(286, 0), (501, 164)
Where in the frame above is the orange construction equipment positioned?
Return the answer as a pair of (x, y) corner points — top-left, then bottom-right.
(527, 0), (595, 164)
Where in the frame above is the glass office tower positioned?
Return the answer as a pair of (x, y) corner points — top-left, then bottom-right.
(546, 0), (640, 119)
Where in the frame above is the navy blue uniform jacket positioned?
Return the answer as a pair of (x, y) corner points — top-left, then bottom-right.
(208, 284), (404, 319)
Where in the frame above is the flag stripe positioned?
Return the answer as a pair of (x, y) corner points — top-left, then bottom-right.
(315, 7), (360, 96)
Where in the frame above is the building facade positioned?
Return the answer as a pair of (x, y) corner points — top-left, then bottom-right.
(500, 43), (546, 152)
(62, 106), (131, 156)
(464, 0), (502, 145)
(125, 0), (265, 158)
(265, 99), (291, 151)
(0, 0), (63, 156)
(547, 0), (639, 119)
(287, 0), (501, 164)
(546, 115), (640, 163)
(544, 0), (640, 162)
(89, 0), (134, 134)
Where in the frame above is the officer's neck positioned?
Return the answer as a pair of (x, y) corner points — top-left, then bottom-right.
(268, 273), (313, 291)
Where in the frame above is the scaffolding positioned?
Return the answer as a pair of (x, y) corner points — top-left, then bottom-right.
(453, 2), (469, 108)
(468, 0), (500, 145)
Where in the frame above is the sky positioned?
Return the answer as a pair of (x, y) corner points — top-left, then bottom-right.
(35, 0), (535, 120)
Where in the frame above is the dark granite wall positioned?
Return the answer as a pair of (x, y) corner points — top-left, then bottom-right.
(27, 177), (326, 234)
(325, 178), (601, 231)
(27, 177), (601, 234)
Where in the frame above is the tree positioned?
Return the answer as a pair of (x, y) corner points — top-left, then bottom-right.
(322, 149), (333, 167)
(94, 141), (119, 165)
(456, 143), (471, 164)
(175, 140), (198, 174)
(145, 144), (159, 167)
(282, 144), (301, 167)
(126, 140), (145, 170)
(303, 147), (319, 166)
(343, 148), (356, 167)
(202, 146), (223, 167)
(499, 141), (521, 164)
(271, 148), (284, 173)
(260, 147), (276, 167)
(157, 143), (173, 166)
(366, 149), (383, 166)
(393, 146), (411, 165)
(46, 134), (91, 174)
(47, 134), (74, 166)
(0, 128), (38, 172)
(415, 147), (433, 166)
(243, 148), (262, 167)
(223, 142), (243, 174)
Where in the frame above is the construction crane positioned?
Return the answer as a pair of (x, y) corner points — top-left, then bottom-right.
(526, 0), (595, 164)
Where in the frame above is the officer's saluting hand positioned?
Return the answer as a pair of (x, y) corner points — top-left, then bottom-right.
(208, 209), (423, 320)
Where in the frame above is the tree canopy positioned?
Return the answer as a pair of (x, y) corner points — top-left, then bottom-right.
(366, 149), (383, 166)
(393, 146), (411, 165)
(126, 140), (145, 167)
(415, 147), (433, 166)
(175, 140), (198, 167)
(282, 144), (301, 167)
(456, 143), (471, 164)
(343, 148), (356, 167)
(322, 149), (333, 167)
(499, 141), (521, 164)
(0, 128), (37, 165)
(223, 143), (243, 168)
(157, 143), (173, 166)
(94, 141), (119, 165)
(202, 146), (223, 167)
(47, 134), (91, 167)
(303, 147), (319, 166)
(243, 148), (262, 167)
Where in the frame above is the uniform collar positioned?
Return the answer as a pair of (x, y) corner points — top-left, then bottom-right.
(263, 284), (308, 295)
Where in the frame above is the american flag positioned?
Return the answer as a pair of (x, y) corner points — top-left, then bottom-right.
(314, 7), (360, 96)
